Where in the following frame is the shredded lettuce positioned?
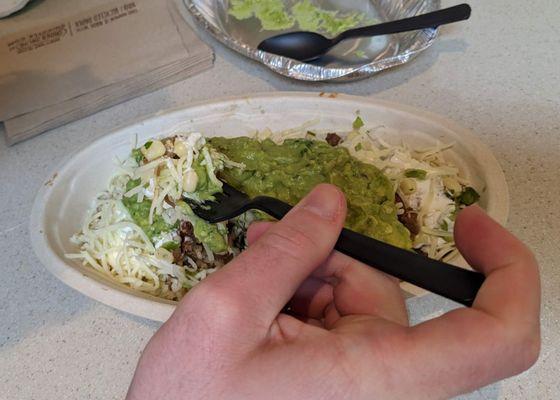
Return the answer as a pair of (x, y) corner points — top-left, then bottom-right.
(352, 116), (364, 130)
(229, 0), (294, 30)
(404, 169), (428, 180)
(293, 1), (366, 36)
(131, 148), (143, 164)
(229, 0), (371, 35)
(355, 50), (367, 58)
(291, 0), (321, 31)
(228, 0), (256, 19)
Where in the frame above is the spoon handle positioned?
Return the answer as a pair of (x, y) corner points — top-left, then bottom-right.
(335, 3), (471, 43)
(335, 228), (484, 307)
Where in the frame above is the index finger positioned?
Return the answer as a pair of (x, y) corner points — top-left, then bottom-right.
(398, 206), (540, 397)
(455, 205), (540, 323)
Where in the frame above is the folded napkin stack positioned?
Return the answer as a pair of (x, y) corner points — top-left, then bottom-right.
(0, 0), (213, 144)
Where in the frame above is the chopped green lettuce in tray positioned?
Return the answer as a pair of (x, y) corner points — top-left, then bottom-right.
(229, 0), (374, 36)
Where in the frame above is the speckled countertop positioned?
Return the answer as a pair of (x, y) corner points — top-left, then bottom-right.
(1, 1), (558, 399)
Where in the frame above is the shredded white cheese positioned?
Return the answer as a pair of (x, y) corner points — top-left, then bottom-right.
(67, 132), (229, 301)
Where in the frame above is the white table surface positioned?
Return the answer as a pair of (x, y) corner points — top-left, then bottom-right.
(1, 1), (559, 399)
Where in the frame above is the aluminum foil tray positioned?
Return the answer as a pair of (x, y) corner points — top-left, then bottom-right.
(184, 0), (441, 81)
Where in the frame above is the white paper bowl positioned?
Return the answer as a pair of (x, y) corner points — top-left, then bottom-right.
(30, 92), (509, 321)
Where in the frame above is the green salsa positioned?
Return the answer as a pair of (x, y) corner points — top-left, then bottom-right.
(209, 137), (412, 249)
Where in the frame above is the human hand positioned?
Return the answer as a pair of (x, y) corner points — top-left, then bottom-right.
(127, 184), (540, 400)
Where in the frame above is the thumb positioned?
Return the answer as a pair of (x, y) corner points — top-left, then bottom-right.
(198, 184), (346, 324)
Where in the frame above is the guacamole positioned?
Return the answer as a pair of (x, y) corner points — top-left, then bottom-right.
(121, 179), (228, 253)
(122, 179), (177, 241)
(176, 201), (229, 254)
(209, 137), (412, 249)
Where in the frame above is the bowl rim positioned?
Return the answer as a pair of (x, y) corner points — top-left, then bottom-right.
(30, 91), (510, 321)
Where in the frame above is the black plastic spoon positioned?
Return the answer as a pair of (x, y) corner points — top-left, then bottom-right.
(258, 3), (471, 62)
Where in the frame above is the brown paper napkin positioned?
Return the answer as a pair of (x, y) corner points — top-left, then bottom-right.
(0, 0), (214, 144)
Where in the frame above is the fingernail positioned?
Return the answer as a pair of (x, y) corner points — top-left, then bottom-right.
(300, 185), (342, 221)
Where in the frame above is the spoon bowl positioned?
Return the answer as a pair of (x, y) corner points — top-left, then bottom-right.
(258, 31), (334, 62)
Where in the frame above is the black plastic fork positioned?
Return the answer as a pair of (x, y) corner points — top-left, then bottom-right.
(187, 182), (485, 307)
